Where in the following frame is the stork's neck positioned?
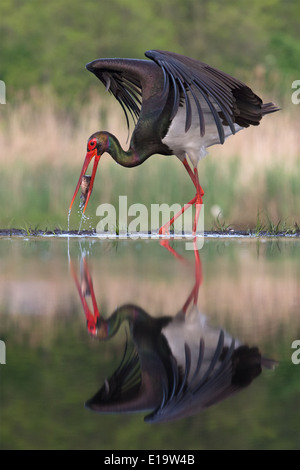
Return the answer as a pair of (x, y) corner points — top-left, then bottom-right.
(105, 132), (151, 168)
(96, 305), (141, 340)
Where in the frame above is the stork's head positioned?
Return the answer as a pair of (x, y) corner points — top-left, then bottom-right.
(69, 132), (109, 214)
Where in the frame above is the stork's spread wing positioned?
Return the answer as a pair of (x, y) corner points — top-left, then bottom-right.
(86, 58), (144, 133)
(86, 52), (278, 145)
(145, 329), (264, 423)
(85, 339), (142, 412)
(145, 50), (266, 144)
(145, 331), (237, 423)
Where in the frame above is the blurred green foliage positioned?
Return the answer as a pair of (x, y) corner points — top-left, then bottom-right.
(0, 0), (299, 102)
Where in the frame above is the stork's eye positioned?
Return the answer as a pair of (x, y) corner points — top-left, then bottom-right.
(88, 140), (97, 150)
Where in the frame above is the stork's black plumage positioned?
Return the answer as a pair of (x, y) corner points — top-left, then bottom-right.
(70, 50), (279, 234)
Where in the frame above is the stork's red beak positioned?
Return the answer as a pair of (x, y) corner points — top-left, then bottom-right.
(69, 257), (101, 337)
(69, 148), (100, 214)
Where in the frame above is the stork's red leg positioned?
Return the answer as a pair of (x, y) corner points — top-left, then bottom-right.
(192, 167), (204, 235)
(159, 195), (197, 235)
(159, 160), (204, 235)
(194, 167), (204, 200)
(193, 237), (203, 303)
(159, 238), (190, 263)
(182, 158), (197, 188)
(161, 235), (203, 315)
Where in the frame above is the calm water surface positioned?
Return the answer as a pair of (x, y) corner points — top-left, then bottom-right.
(0, 236), (299, 450)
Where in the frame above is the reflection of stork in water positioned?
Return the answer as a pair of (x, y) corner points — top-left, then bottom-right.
(70, 243), (276, 423)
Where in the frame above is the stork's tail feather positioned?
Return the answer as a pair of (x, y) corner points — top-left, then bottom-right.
(262, 102), (280, 115)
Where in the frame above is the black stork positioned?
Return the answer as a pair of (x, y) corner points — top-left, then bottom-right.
(69, 50), (279, 234)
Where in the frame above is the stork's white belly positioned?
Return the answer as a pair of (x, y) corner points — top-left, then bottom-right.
(162, 96), (243, 168)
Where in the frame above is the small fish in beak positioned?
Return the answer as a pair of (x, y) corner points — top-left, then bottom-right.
(80, 175), (91, 208)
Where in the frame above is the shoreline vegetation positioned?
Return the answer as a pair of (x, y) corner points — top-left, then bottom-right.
(0, 229), (299, 238)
